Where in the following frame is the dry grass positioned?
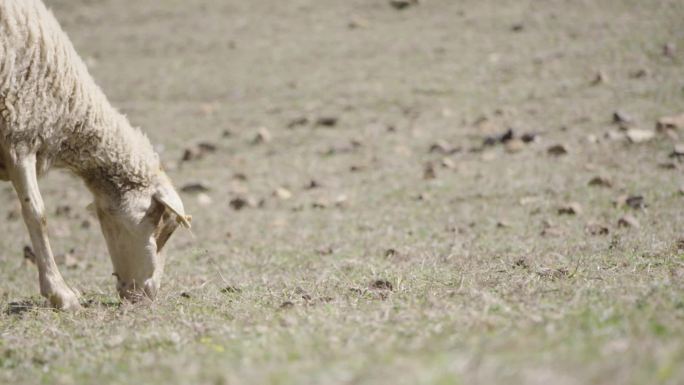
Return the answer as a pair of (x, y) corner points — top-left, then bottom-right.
(1, 0), (684, 384)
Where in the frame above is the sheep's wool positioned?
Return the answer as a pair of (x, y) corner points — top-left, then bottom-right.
(0, 0), (160, 192)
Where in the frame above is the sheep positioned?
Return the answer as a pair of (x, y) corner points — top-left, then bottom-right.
(0, 0), (191, 310)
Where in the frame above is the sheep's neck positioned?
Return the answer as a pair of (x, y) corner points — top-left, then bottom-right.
(61, 102), (161, 195)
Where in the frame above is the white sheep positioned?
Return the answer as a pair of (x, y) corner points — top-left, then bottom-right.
(0, 0), (191, 310)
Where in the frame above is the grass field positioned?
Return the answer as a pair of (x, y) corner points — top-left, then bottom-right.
(2, 0), (684, 384)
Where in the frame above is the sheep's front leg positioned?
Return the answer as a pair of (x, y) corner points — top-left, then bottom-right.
(9, 153), (81, 310)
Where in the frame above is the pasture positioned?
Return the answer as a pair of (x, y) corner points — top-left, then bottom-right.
(1, 0), (684, 383)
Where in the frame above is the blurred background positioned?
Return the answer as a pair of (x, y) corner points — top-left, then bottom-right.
(2, 0), (684, 384)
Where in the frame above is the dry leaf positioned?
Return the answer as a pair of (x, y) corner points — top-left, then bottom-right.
(252, 127), (272, 144)
(657, 114), (684, 132)
(591, 71), (608, 85)
(505, 138), (525, 153)
(588, 176), (613, 188)
(618, 215), (640, 228)
(613, 111), (634, 126)
(558, 202), (582, 216)
(547, 144), (568, 156)
(315, 116), (338, 127)
(423, 162), (436, 180)
(181, 182), (211, 193)
(389, 0), (419, 10)
(586, 222), (609, 236)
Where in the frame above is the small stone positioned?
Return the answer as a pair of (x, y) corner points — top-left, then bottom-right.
(440, 157), (456, 169)
(334, 194), (349, 208)
(625, 128), (655, 143)
(274, 187), (293, 200)
(605, 130), (625, 141)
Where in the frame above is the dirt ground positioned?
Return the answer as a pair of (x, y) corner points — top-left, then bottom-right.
(1, 0), (684, 384)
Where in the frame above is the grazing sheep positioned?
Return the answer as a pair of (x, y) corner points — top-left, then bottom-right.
(0, 0), (191, 309)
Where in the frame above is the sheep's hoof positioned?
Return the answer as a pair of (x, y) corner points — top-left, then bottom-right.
(47, 290), (82, 311)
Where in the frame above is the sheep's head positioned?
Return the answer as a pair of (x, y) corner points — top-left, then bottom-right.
(93, 172), (191, 301)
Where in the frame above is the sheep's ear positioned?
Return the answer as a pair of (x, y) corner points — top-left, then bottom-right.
(154, 185), (191, 229)
(86, 202), (97, 217)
